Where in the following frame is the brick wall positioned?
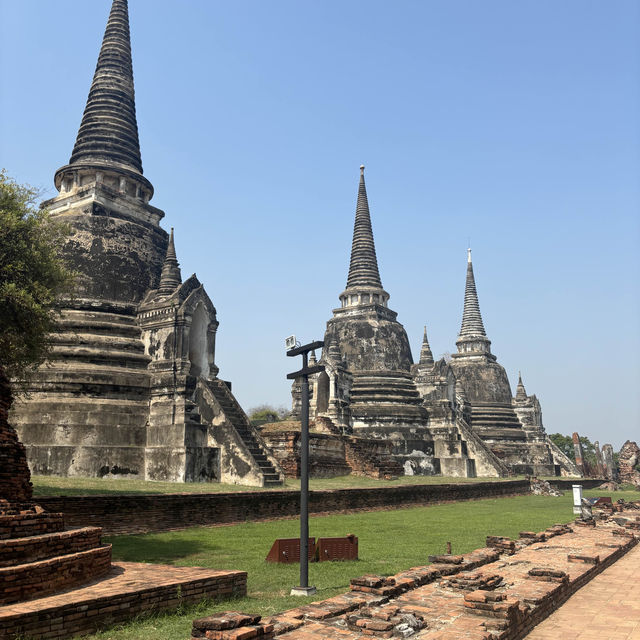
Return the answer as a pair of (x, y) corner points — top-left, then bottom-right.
(0, 526), (102, 567)
(0, 568), (247, 640)
(37, 480), (531, 535)
(0, 545), (112, 605)
(0, 368), (33, 503)
(0, 511), (64, 540)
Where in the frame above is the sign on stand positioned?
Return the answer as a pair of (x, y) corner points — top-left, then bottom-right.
(572, 484), (583, 515)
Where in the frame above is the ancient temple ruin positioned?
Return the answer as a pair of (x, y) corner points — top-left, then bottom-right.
(449, 251), (577, 476)
(290, 167), (578, 478)
(11, 0), (282, 487)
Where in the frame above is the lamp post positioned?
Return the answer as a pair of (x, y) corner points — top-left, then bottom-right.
(286, 338), (324, 596)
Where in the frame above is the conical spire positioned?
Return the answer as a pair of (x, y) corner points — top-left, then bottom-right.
(65, 0), (143, 177)
(419, 326), (434, 366)
(157, 228), (182, 295)
(515, 372), (528, 402)
(459, 248), (487, 338)
(345, 166), (383, 290)
(309, 350), (317, 366)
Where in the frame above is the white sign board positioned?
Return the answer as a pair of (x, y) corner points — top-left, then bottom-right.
(572, 484), (583, 515)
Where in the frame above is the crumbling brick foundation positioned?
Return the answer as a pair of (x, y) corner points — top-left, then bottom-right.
(190, 503), (639, 640)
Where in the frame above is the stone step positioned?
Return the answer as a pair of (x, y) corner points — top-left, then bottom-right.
(49, 332), (146, 354)
(50, 345), (152, 369)
(0, 511), (65, 540)
(59, 308), (138, 327)
(349, 391), (422, 402)
(27, 364), (150, 388)
(0, 544), (112, 605)
(206, 379), (282, 484)
(0, 527), (103, 568)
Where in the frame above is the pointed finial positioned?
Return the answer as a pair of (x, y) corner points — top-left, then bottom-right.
(345, 165), (383, 290)
(515, 372), (527, 401)
(54, 0), (155, 197)
(458, 247), (486, 337)
(157, 228), (182, 295)
(419, 325), (434, 366)
(166, 228), (177, 260)
(68, 0), (141, 174)
(309, 350), (317, 366)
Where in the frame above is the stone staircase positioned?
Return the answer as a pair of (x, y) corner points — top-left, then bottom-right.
(206, 379), (283, 487)
(469, 403), (527, 441)
(344, 436), (404, 479)
(0, 503), (111, 605)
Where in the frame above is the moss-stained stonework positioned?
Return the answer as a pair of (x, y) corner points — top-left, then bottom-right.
(10, 0), (282, 487)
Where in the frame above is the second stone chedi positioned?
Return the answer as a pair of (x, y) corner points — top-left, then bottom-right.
(10, 0), (283, 487)
(288, 166), (578, 478)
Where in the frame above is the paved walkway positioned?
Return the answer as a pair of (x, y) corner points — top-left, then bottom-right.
(526, 542), (640, 640)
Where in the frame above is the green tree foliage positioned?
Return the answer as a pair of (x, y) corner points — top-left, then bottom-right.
(0, 170), (73, 382)
(549, 433), (599, 468)
(248, 404), (289, 425)
(548, 433), (574, 460)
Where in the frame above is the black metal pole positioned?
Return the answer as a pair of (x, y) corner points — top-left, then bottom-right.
(299, 352), (309, 588)
(286, 339), (323, 596)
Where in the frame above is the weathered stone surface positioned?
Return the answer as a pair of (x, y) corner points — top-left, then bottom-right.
(293, 169), (488, 478)
(618, 440), (640, 487)
(295, 174), (576, 480)
(11, 0), (281, 488)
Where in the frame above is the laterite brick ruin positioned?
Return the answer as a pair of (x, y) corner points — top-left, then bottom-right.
(188, 501), (640, 640)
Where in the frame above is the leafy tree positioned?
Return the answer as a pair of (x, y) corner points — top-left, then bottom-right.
(248, 404), (290, 425)
(578, 436), (597, 468)
(0, 170), (73, 384)
(549, 432), (600, 470)
(548, 433), (574, 460)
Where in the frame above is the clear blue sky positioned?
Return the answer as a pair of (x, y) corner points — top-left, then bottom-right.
(1, 1), (638, 449)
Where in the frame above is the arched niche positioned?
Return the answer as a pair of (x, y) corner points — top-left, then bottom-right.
(188, 302), (210, 378)
(316, 371), (330, 414)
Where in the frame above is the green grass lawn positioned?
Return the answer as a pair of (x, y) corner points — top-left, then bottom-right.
(30, 473), (523, 497)
(79, 487), (640, 640)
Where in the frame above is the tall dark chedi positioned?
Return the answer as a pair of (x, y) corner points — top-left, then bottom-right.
(11, 0), (283, 487)
(449, 250), (565, 475)
(310, 167), (445, 470)
(325, 167), (424, 426)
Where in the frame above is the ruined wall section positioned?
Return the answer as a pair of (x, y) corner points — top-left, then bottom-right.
(0, 369), (33, 503)
(618, 440), (640, 487)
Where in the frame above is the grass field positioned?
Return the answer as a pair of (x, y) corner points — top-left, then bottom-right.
(31, 473), (521, 497)
(77, 486), (640, 640)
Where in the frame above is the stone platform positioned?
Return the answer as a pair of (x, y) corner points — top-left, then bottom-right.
(189, 506), (639, 640)
(526, 542), (640, 639)
(0, 562), (246, 639)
